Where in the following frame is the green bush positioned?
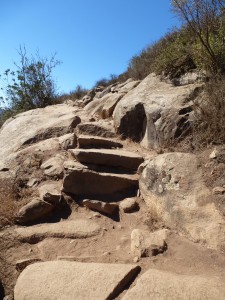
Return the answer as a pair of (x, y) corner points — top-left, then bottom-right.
(0, 47), (60, 117)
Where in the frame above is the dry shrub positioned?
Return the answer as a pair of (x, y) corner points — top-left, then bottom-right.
(0, 177), (30, 227)
(0, 178), (17, 226)
(193, 77), (225, 146)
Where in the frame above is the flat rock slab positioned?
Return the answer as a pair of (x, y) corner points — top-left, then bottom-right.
(14, 261), (140, 300)
(63, 168), (138, 200)
(77, 122), (116, 138)
(78, 135), (123, 149)
(70, 149), (143, 171)
(14, 220), (101, 243)
(122, 269), (225, 300)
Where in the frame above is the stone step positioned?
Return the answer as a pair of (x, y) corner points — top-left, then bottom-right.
(14, 261), (140, 300)
(77, 134), (123, 149)
(63, 162), (139, 201)
(77, 121), (116, 138)
(14, 220), (101, 243)
(70, 149), (144, 171)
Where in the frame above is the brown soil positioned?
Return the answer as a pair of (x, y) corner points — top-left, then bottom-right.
(1, 136), (225, 298)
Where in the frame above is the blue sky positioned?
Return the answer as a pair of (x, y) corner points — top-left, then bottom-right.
(0, 0), (179, 95)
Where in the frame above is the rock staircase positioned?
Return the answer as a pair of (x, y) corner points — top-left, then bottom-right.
(62, 131), (144, 202)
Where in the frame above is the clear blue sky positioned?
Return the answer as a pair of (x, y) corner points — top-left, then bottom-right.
(0, 0), (179, 95)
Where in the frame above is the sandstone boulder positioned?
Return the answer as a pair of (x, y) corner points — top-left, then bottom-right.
(16, 199), (54, 224)
(122, 269), (225, 300)
(14, 261), (140, 300)
(113, 73), (202, 148)
(0, 104), (81, 169)
(131, 229), (169, 258)
(40, 154), (65, 177)
(139, 152), (225, 250)
(38, 182), (62, 205)
(85, 93), (124, 119)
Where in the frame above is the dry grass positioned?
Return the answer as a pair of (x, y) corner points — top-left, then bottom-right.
(192, 77), (225, 147)
(0, 177), (31, 227)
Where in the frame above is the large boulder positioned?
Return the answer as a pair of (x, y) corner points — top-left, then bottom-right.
(0, 104), (81, 171)
(123, 269), (225, 300)
(14, 261), (140, 300)
(139, 152), (225, 250)
(113, 73), (202, 148)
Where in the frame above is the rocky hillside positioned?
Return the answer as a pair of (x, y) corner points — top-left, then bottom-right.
(0, 73), (225, 300)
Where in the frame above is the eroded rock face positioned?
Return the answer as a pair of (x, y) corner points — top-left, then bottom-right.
(14, 261), (140, 300)
(139, 152), (225, 250)
(113, 73), (202, 148)
(122, 269), (225, 300)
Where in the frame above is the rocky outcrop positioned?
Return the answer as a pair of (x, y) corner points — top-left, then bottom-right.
(0, 104), (81, 171)
(139, 152), (225, 250)
(122, 269), (225, 300)
(84, 79), (140, 119)
(113, 73), (202, 148)
(14, 261), (140, 300)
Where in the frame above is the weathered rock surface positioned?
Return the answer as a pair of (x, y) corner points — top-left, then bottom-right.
(113, 73), (202, 148)
(40, 154), (65, 177)
(16, 258), (42, 272)
(77, 135), (123, 149)
(139, 152), (225, 250)
(14, 220), (101, 242)
(77, 121), (116, 138)
(14, 261), (140, 300)
(122, 269), (225, 300)
(63, 164), (139, 200)
(131, 229), (169, 258)
(70, 149), (143, 171)
(83, 199), (119, 215)
(85, 93), (124, 119)
(0, 104), (81, 169)
(38, 182), (62, 205)
(16, 199), (54, 224)
(119, 198), (139, 213)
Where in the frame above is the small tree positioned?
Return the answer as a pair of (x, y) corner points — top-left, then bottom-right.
(172, 0), (225, 73)
(0, 46), (60, 113)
